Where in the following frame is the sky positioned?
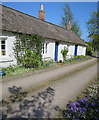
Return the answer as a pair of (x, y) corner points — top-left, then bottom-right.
(2, 2), (97, 41)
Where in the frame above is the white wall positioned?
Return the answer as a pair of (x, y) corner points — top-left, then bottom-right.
(42, 40), (87, 62)
(58, 42), (75, 61)
(67, 45), (75, 59)
(42, 39), (55, 61)
(0, 31), (86, 68)
(0, 31), (17, 68)
(77, 45), (86, 56)
(58, 42), (67, 61)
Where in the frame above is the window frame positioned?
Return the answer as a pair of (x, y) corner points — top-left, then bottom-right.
(0, 37), (7, 56)
(45, 43), (48, 53)
(42, 43), (48, 54)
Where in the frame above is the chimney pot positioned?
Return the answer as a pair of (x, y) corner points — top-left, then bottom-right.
(41, 4), (43, 10)
(67, 19), (71, 31)
(39, 4), (45, 20)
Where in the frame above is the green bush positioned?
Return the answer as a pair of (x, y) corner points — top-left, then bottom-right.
(61, 47), (68, 61)
(14, 33), (45, 65)
(23, 49), (41, 68)
(86, 42), (92, 55)
(1, 65), (21, 75)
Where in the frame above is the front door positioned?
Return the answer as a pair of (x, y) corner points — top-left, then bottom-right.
(55, 42), (59, 61)
(74, 45), (78, 56)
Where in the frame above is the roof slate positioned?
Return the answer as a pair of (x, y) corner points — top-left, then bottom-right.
(1, 4), (87, 46)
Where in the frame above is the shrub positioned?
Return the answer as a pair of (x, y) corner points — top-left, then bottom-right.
(86, 42), (92, 55)
(23, 49), (41, 68)
(61, 47), (68, 61)
(1, 65), (17, 75)
(14, 33), (45, 65)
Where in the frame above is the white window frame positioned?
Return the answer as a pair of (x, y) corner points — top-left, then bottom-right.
(43, 43), (48, 54)
(0, 37), (7, 56)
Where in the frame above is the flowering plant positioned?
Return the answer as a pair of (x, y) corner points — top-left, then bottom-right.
(63, 96), (98, 119)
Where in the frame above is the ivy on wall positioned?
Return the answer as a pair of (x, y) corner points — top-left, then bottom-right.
(13, 33), (45, 67)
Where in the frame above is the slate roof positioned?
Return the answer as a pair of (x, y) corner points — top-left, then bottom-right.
(1, 4), (87, 46)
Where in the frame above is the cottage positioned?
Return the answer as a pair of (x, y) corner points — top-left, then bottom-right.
(0, 4), (87, 67)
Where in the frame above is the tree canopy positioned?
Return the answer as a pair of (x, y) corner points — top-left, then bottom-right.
(86, 10), (99, 50)
(60, 3), (82, 37)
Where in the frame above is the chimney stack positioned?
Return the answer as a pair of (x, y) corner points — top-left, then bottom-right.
(67, 19), (71, 31)
(39, 4), (45, 20)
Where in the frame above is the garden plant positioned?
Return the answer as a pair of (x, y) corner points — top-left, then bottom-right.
(63, 80), (99, 120)
(61, 47), (68, 61)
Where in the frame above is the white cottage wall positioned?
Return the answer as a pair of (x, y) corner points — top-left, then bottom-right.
(0, 31), (17, 68)
(42, 39), (55, 61)
(67, 45), (75, 59)
(82, 47), (86, 56)
(77, 46), (86, 56)
(58, 43), (67, 61)
(0, 31), (86, 68)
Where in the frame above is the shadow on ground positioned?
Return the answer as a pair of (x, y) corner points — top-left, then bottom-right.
(2, 86), (60, 118)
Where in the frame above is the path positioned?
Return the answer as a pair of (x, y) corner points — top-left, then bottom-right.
(1, 58), (97, 99)
(2, 59), (97, 118)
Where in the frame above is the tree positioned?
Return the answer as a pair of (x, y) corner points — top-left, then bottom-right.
(85, 41), (92, 55)
(86, 10), (99, 51)
(60, 3), (82, 37)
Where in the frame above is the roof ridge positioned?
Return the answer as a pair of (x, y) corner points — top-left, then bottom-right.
(1, 4), (86, 46)
(1, 4), (70, 32)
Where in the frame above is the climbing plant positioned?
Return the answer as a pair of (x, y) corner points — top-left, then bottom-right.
(14, 33), (45, 67)
(61, 47), (68, 61)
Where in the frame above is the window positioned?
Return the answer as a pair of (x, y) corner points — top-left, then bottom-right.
(43, 43), (44, 54)
(45, 43), (47, 53)
(1, 40), (6, 55)
(43, 43), (48, 54)
(67, 45), (70, 49)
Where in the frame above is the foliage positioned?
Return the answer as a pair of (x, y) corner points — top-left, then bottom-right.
(14, 33), (45, 66)
(1, 65), (18, 75)
(60, 3), (82, 37)
(61, 47), (68, 61)
(74, 55), (86, 59)
(63, 96), (98, 119)
(85, 41), (92, 55)
(86, 10), (99, 50)
(1, 65), (31, 77)
(63, 80), (99, 119)
(63, 55), (88, 63)
(23, 49), (41, 68)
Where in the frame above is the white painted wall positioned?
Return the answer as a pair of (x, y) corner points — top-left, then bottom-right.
(0, 31), (17, 68)
(0, 31), (86, 68)
(77, 45), (86, 56)
(42, 39), (55, 61)
(58, 42), (75, 61)
(58, 42), (67, 61)
(67, 45), (75, 59)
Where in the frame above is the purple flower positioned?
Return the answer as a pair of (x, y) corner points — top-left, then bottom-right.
(67, 114), (70, 118)
(95, 109), (98, 112)
(82, 114), (86, 118)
